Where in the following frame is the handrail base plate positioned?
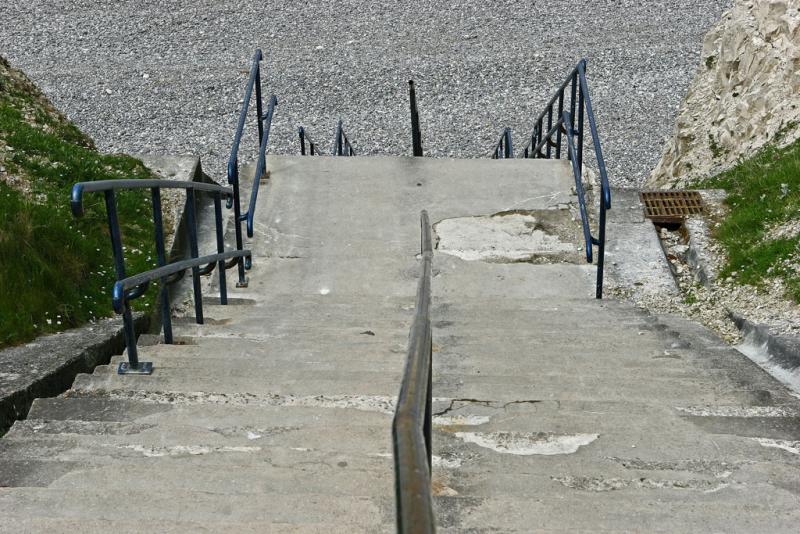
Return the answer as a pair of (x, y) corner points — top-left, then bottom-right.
(236, 277), (250, 288)
(118, 362), (154, 375)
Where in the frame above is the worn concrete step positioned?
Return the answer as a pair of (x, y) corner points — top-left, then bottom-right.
(176, 298), (415, 325)
(2, 486), (796, 531)
(199, 293), (641, 317)
(0, 430), (393, 470)
(431, 373), (784, 406)
(429, 489), (800, 532)
(427, 453), (800, 495)
(125, 342), (694, 376)
(0, 517), (386, 534)
(22, 393), (392, 426)
(234, 259), (597, 300)
(105, 350), (769, 396)
(179, 298), (647, 328)
(0, 487), (393, 526)
(245, 156), (575, 257)
(73, 365), (404, 396)
(109, 353), (408, 374)
(68, 364), (776, 406)
(0, 449), (395, 494)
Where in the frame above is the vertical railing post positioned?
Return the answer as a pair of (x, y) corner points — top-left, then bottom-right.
(596, 202), (606, 299)
(229, 162), (248, 288)
(335, 119), (343, 156)
(536, 118), (543, 157)
(255, 63), (264, 147)
(214, 192), (228, 305)
(577, 78), (585, 172)
(556, 89), (565, 158)
(546, 106), (553, 158)
(103, 190), (139, 367)
(409, 80), (423, 157)
(150, 187), (173, 344)
(185, 189), (204, 324)
(299, 127), (307, 155)
(569, 71), (578, 164)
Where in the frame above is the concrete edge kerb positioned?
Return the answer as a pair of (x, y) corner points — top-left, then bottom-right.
(731, 311), (800, 372)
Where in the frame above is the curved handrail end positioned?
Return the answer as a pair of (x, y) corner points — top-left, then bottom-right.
(70, 183), (86, 217)
(112, 281), (125, 314)
(227, 158), (239, 186)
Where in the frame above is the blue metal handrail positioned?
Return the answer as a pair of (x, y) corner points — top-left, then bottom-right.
(247, 94), (278, 238)
(491, 127), (513, 159)
(227, 49), (279, 284)
(71, 179), (250, 374)
(333, 119), (355, 156)
(298, 126), (321, 155)
(522, 59), (611, 299)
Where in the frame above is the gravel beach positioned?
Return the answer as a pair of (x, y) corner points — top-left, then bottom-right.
(0, 0), (731, 186)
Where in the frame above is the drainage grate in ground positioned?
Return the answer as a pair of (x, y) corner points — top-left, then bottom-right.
(640, 191), (704, 223)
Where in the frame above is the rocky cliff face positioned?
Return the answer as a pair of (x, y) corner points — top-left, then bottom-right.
(648, 0), (800, 188)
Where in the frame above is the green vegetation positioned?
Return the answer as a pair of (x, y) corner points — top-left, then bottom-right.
(708, 133), (727, 159)
(697, 138), (800, 303)
(0, 57), (158, 347)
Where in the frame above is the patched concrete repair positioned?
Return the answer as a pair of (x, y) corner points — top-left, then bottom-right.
(454, 431), (599, 456)
(552, 475), (728, 493)
(434, 210), (583, 264)
(753, 438), (800, 455)
(78, 389), (398, 415)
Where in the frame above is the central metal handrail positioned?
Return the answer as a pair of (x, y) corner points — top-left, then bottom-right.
(71, 178), (249, 374)
(392, 210), (435, 534)
(227, 49), (279, 284)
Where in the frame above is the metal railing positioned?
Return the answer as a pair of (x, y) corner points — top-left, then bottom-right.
(333, 119), (355, 156)
(227, 49), (279, 286)
(298, 126), (322, 155)
(392, 210), (435, 534)
(71, 179), (251, 374)
(409, 80), (423, 157)
(491, 127), (513, 159)
(521, 59), (611, 299)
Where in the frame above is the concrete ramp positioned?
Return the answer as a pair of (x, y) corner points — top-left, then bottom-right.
(1, 156), (799, 531)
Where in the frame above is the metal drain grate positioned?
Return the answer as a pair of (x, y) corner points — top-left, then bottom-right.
(640, 190), (704, 223)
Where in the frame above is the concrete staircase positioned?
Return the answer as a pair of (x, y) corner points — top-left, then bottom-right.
(1, 157), (799, 532)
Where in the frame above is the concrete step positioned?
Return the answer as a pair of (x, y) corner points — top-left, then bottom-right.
(430, 491), (800, 532)
(0, 487), (393, 527)
(181, 293), (652, 339)
(103, 348), (773, 395)
(0, 517), (383, 534)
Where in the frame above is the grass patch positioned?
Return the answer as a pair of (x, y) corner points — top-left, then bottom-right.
(708, 133), (727, 159)
(0, 57), (159, 347)
(696, 138), (800, 303)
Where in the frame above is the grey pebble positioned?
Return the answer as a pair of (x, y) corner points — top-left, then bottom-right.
(0, 0), (732, 187)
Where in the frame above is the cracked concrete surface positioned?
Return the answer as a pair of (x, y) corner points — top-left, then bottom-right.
(2, 156), (800, 530)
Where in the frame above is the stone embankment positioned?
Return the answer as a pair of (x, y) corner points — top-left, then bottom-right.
(649, 0), (800, 188)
